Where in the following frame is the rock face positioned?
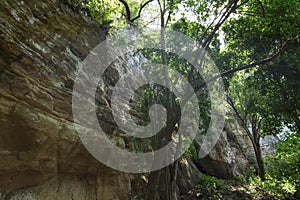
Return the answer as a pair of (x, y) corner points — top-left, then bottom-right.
(0, 0), (253, 199)
(196, 117), (255, 179)
(0, 0), (133, 199)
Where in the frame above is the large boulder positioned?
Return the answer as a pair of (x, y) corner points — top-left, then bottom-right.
(195, 117), (255, 179)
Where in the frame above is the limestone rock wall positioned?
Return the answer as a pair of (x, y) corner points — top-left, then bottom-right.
(0, 0), (133, 199)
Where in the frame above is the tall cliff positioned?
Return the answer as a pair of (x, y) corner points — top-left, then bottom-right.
(0, 0), (134, 199)
(0, 0), (254, 199)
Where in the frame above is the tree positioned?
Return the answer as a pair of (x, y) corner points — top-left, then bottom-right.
(227, 74), (267, 180)
(220, 0), (300, 181)
(71, 0), (300, 197)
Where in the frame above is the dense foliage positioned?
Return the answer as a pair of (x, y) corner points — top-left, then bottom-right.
(68, 0), (300, 198)
(261, 133), (300, 197)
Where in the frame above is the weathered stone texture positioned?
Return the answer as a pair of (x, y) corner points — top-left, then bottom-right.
(0, 0), (132, 199)
(195, 118), (255, 179)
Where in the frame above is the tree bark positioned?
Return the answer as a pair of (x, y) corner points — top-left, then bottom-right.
(252, 115), (265, 181)
(252, 138), (265, 181)
(228, 97), (266, 181)
(146, 2), (179, 199)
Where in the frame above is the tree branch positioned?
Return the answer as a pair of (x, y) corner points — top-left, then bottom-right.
(131, 0), (154, 22)
(199, 4), (229, 43)
(227, 94), (254, 140)
(183, 0), (243, 95)
(118, 0), (131, 22)
(118, 0), (154, 23)
(202, 0), (240, 49)
(181, 35), (298, 105)
(199, 0), (250, 49)
(195, 35), (299, 91)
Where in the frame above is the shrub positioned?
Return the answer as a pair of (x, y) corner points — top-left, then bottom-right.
(250, 132), (300, 198)
(198, 175), (230, 199)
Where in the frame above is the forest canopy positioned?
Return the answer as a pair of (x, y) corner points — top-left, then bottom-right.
(67, 0), (300, 198)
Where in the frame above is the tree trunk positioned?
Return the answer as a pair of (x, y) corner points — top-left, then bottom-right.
(146, 2), (181, 198)
(145, 118), (178, 199)
(146, 169), (161, 200)
(146, 164), (179, 200)
(252, 123), (265, 181)
(254, 142), (265, 181)
(170, 160), (179, 200)
(227, 97), (266, 181)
